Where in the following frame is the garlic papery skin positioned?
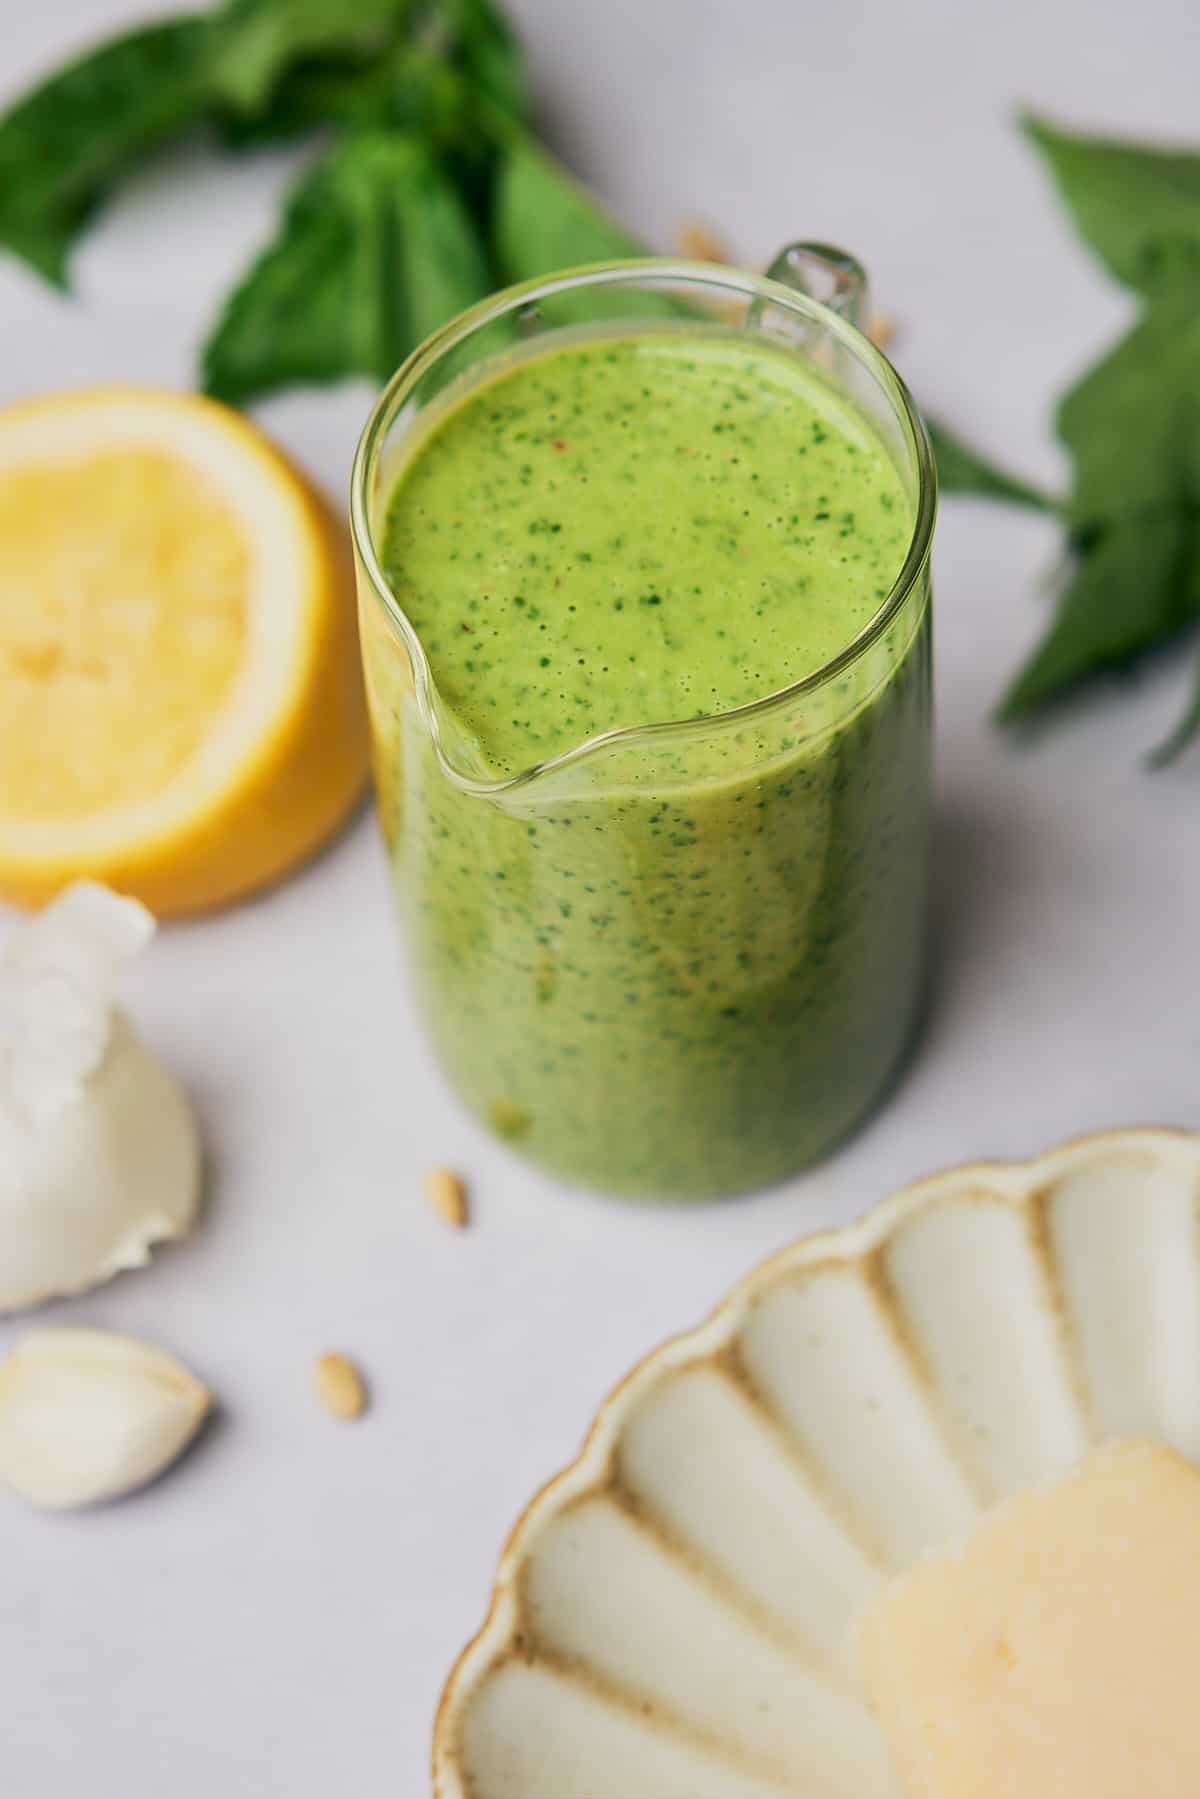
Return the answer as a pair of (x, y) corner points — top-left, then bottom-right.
(0, 1328), (211, 1509)
(0, 884), (200, 1313)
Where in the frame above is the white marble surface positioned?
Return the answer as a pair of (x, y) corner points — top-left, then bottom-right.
(1, 1), (1198, 1793)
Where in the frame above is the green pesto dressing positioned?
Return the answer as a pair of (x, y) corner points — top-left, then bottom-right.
(382, 333), (912, 775)
(370, 327), (930, 1198)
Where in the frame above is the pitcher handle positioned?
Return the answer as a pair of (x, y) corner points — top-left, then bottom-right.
(762, 242), (869, 331)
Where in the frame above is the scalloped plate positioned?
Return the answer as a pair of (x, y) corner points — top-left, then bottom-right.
(434, 1128), (1200, 1798)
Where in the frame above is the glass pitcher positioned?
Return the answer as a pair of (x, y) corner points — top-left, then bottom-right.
(350, 247), (935, 1201)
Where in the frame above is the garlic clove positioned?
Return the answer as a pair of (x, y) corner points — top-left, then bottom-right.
(2, 881), (154, 1121)
(0, 1328), (211, 1510)
(0, 1013), (201, 1312)
(0, 885), (201, 1313)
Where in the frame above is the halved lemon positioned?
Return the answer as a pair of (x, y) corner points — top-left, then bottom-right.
(0, 387), (370, 916)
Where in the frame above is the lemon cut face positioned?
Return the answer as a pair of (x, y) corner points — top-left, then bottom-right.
(0, 388), (369, 916)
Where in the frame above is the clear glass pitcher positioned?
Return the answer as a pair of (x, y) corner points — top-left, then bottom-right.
(350, 247), (935, 1201)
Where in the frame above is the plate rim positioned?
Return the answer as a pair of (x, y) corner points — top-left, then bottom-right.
(432, 1123), (1200, 1795)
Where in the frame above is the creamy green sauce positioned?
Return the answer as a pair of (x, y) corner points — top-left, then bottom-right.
(382, 334), (912, 774)
(372, 328), (930, 1198)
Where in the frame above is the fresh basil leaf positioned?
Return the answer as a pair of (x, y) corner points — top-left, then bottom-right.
(492, 138), (646, 285)
(997, 300), (1200, 737)
(437, 0), (530, 128)
(216, 57), (394, 146)
(926, 418), (1055, 511)
(1024, 113), (1200, 299)
(201, 133), (491, 404)
(1056, 298), (1200, 529)
(216, 0), (527, 162)
(0, 16), (214, 287)
(208, 0), (414, 116)
(220, 42), (478, 148)
(998, 506), (1199, 722)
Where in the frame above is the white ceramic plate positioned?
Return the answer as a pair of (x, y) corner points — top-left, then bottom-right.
(434, 1129), (1200, 1798)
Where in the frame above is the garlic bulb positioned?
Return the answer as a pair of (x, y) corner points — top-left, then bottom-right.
(0, 1328), (211, 1508)
(0, 883), (200, 1312)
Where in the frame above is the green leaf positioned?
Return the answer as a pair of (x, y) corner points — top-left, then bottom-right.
(997, 298), (1200, 740)
(215, 0), (528, 167)
(926, 418), (1055, 511)
(492, 138), (646, 285)
(219, 41), (480, 148)
(1056, 297), (1200, 528)
(208, 0), (415, 116)
(201, 133), (491, 405)
(0, 16), (214, 287)
(1024, 113), (1200, 299)
(998, 505), (1200, 721)
(437, 0), (530, 128)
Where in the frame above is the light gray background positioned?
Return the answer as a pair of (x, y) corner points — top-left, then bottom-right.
(2, 1), (1198, 1793)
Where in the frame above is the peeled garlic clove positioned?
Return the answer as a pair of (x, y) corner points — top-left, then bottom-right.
(0, 884), (200, 1313)
(0, 1014), (200, 1312)
(0, 1328), (211, 1509)
(3, 882), (155, 1116)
